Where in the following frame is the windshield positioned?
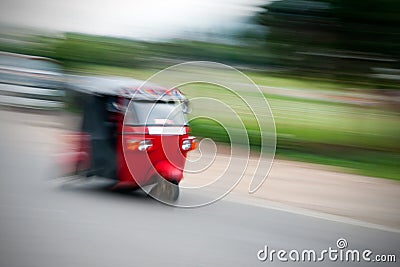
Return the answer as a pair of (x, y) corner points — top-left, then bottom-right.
(126, 101), (187, 126)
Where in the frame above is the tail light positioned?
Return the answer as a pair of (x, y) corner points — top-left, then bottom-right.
(127, 139), (153, 151)
(182, 136), (198, 151)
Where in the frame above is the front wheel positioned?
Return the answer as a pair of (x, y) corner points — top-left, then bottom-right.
(149, 177), (179, 203)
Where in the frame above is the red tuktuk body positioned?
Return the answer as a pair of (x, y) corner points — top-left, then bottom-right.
(117, 125), (194, 188)
(65, 76), (196, 191)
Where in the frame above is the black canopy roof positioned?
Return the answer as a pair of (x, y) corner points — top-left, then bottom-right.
(66, 75), (186, 101)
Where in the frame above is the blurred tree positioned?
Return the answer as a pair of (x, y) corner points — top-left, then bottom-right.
(256, 0), (400, 86)
(333, 0), (400, 55)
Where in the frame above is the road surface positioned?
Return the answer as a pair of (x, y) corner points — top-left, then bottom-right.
(0, 110), (399, 266)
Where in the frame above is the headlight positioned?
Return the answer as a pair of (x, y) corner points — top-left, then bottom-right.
(127, 139), (153, 151)
(182, 139), (192, 151)
(182, 137), (197, 151)
(138, 140), (153, 151)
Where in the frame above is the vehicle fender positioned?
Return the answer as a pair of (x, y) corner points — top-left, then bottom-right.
(154, 160), (183, 183)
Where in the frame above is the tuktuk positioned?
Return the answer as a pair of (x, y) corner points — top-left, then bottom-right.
(65, 76), (197, 201)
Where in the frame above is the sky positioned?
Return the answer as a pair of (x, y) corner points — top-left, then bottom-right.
(0, 0), (266, 40)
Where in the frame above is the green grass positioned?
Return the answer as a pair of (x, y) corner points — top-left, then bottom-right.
(190, 118), (400, 180)
(183, 83), (400, 148)
(244, 71), (354, 91)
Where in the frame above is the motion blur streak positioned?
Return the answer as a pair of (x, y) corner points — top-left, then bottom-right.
(0, 0), (399, 266)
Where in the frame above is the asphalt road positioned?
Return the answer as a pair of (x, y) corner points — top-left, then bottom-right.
(0, 110), (399, 267)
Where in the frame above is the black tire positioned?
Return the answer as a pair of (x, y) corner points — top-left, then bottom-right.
(149, 178), (179, 202)
(167, 181), (180, 202)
